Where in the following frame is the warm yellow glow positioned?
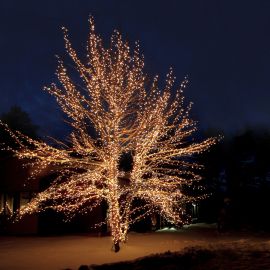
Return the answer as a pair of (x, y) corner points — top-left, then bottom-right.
(0, 17), (217, 249)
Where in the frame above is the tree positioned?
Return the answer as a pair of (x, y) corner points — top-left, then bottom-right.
(0, 18), (217, 251)
(0, 106), (38, 150)
(0, 106), (38, 233)
(1, 106), (38, 138)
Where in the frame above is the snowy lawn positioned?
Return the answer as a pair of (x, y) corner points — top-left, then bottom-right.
(89, 244), (270, 270)
(0, 224), (270, 270)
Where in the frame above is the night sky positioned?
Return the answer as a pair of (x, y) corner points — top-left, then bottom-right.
(1, 0), (270, 138)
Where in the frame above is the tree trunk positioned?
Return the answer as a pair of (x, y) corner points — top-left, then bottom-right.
(108, 194), (122, 252)
(113, 241), (120, 252)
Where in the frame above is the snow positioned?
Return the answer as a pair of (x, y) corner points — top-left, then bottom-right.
(0, 223), (270, 270)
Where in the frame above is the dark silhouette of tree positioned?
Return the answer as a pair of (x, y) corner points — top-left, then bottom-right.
(0, 106), (38, 232)
(0, 106), (38, 150)
(200, 128), (270, 230)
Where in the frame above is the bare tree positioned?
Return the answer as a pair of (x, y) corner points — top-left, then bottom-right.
(0, 18), (217, 252)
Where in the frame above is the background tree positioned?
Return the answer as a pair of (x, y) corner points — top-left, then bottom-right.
(0, 106), (38, 149)
(0, 106), (38, 232)
(199, 128), (270, 231)
(0, 18), (217, 251)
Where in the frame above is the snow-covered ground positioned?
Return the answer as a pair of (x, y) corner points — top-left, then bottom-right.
(0, 223), (270, 270)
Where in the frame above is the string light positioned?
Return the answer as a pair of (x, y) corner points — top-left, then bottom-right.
(0, 17), (218, 251)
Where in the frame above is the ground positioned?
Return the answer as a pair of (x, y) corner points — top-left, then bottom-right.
(0, 224), (270, 270)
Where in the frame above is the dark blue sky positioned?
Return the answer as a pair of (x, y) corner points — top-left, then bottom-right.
(1, 0), (270, 138)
